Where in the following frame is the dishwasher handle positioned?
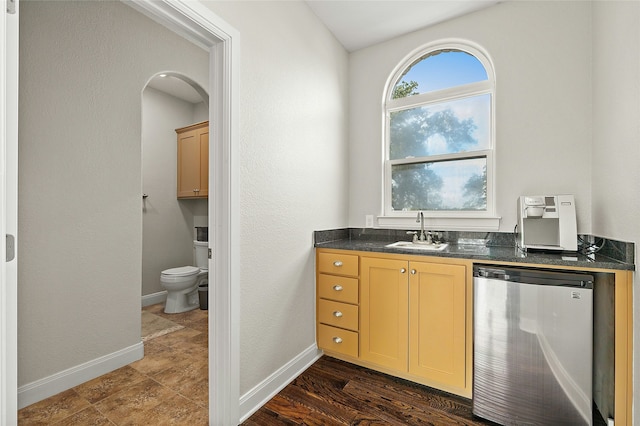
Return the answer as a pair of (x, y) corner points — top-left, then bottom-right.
(474, 266), (509, 280)
(474, 265), (594, 289)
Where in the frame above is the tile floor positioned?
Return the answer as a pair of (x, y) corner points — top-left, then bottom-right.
(17, 304), (209, 425)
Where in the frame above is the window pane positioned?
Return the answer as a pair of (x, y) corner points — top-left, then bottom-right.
(392, 50), (487, 98)
(390, 94), (490, 160)
(391, 157), (487, 211)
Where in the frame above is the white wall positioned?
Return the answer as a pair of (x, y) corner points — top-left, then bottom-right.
(591, 2), (640, 241)
(591, 1), (640, 423)
(141, 87), (208, 297)
(201, 1), (350, 395)
(18, 1), (208, 387)
(348, 1), (593, 233)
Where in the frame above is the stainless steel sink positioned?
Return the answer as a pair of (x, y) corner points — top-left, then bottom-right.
(385, 241), (449, 251)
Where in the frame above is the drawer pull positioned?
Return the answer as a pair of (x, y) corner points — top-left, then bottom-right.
(333, 260), (343, 267)
(333, 311), (343, 318)
(411, 269), (417, 275)
(333, 337), (343, 344)
(400, 268), (406, 273)
(332, 285), (343, 291)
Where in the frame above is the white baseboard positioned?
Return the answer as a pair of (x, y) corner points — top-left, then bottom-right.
(18, 342), (144, 409)
(239, 344), (322, 423)
(142, 291), (167, 307)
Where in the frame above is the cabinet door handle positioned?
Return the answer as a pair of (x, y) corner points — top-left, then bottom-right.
(333, 261), (343, 267)
(332, 285), (343, 291)
(333, 311), (343, 318)
(333, 337), (343, 344)
(400, 268), (406, 273)
(411, 269), (417, 274)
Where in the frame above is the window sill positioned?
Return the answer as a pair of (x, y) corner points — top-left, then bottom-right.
(376, 215), (501, 231)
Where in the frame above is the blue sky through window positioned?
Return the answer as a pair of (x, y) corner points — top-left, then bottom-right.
(396, 50), (487, 94)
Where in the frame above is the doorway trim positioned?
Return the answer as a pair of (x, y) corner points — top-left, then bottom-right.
(1, 0), (19, 424)
(127, 1), (240, 424)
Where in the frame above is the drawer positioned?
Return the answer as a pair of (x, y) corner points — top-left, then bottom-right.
(318, 252), (359, 277)
(318, 299), (358, 331)
(318, 274), (358, 304)
(317, 323), (358, 358)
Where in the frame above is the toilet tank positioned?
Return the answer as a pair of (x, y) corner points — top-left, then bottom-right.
(194, 241), (209, 269)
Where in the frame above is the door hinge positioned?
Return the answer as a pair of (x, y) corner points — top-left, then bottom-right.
(7, 0), (16, 14)
(6, 234), (15, 261)
(208, 248), (212, 259)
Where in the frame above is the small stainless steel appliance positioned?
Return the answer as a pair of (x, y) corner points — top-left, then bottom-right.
(473, 265), (594, 425)
(517, 195), (577, 251)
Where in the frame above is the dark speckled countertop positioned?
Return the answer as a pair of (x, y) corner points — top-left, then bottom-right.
(314, 228), (635, 271)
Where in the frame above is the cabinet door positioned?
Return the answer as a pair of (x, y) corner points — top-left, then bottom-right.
(409, 261), (466, 388)
(360, 257), (408, 371)
(177, 125), (208, 198)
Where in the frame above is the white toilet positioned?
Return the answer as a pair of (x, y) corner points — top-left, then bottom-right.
(160, 241), (209, 314)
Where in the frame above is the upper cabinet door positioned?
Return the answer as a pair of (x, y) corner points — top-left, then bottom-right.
(360, 256), (409, 371)
(409, 261), (466, 388)
(177, 121), (208, 199)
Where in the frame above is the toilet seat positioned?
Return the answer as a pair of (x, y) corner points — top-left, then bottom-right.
(162, 266), (199, 277)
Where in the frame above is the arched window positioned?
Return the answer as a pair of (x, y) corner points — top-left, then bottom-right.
(383, 42), (495, 225)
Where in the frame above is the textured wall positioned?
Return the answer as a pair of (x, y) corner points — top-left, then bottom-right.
(201, 1), (350, 395)
(348, 1), (593, 233)
(18, 1), (209, 386)
(591, 1), (640, 423)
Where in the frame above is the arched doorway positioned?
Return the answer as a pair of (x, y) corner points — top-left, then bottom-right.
(127, 2), (240, 424)
(141, 72), (209, 307)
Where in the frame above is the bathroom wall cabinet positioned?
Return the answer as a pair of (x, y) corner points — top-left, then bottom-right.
(316, 249), (473, 398)
(176, 121), (208, 199)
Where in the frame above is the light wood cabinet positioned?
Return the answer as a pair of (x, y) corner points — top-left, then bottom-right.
(316, 248), (472, 398)
(360, 257), (409, 371)
(408, 261), (466, 389)
(176, 121), (208, 199)
(360, 256), (467, 388)
(316, 251), (360, 359)
(316, 248), (634, 422)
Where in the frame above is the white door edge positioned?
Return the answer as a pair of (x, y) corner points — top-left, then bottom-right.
(1, 0), (20, 424)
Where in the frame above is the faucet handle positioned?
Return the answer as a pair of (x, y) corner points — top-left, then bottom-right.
(406, 231), (418, 243)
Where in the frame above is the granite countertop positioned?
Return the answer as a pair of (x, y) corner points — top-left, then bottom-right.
(314, 228), (635, 271)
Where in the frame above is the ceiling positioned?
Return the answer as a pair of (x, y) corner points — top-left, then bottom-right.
(148, 1), (500, 102)
(305, 0), (500, 52)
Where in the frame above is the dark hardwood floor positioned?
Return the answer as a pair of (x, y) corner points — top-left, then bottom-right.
(242, 356), (496, 425)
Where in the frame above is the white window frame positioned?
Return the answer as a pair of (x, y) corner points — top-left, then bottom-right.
(380, 40), (500, 231)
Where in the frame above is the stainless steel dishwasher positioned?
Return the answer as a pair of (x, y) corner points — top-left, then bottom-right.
(473, 265), (594, 426)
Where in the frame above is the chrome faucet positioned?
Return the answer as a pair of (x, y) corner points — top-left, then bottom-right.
(416, 211), (427, 242)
